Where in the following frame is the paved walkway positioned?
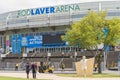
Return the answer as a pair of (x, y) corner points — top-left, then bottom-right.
(0, 71), (119, 80)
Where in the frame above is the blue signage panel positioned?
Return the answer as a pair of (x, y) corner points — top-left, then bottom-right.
(22, 36), (42, 48)
(17, 34), (22, 54)
(27, 36), (42, 48)
(12, 35), (17, 54)
(12, 34), (22, 54)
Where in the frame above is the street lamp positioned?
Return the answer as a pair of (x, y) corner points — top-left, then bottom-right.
(6, 13), (12, 54)
(6, 13), (12, 29)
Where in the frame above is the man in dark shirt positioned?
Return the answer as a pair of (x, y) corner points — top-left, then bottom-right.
(25, 63), (30, 79)
(31, 63), (37, 79)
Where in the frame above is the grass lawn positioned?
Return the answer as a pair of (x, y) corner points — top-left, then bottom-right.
(0, 76), (49, 80)
(56, 73), (120, 78)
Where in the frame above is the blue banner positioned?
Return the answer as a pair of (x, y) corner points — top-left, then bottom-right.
(12, 35), (17, 54)
(11, 34), (22, 54)
(22, 36), (42, 48)
(28, 36), (42, 48)
(21, 37), (28, 46)
(17, 34), (22, 54)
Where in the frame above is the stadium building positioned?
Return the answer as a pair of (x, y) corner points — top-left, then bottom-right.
(0, 1), (120, 70)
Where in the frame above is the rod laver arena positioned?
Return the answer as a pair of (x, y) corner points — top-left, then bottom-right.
(0, 1), (120, 70)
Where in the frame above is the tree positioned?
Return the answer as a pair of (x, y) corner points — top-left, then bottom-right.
(62, 11), (120, 73)
(62, 11), (106, 49)
(104, 18), (120, 46)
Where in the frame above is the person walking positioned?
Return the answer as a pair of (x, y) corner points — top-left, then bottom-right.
(25, 62), (30, 79)
(31, 62), (37, 79)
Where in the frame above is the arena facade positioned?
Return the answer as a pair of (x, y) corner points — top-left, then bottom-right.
(0, 1), (120, 70)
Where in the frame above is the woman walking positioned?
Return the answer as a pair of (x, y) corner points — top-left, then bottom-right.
(25, 63), (31, 79)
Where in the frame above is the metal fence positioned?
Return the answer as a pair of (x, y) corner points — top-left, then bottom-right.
(0, 51), (119, 71)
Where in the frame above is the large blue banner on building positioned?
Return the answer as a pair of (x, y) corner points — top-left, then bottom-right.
(11, 34), (22, 54)
(12, 35), (17, 54)
(17, 34), (22, 54)
(22, 36), (42, 48)
(27, 36), (42, 48)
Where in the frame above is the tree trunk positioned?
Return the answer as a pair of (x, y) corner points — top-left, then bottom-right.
(96, 50), (102, 74)
(98, 53), (102, 73)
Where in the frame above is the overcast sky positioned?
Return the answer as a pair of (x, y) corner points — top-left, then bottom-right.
(0, 0), (119, 14)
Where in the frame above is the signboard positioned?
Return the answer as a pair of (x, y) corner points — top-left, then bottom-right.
(12, 35), (17, 54)
(75, 58), (95, 77)
(6, 35), (10, 53)
(22, 36), (42, 48)
(27, 36), (42, 48)
(18, 4), (80, 17)
(17, 34), (22, 54)
(11, 34), (22, 54)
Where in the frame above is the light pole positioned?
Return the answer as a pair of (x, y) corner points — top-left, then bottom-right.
(6, 13), (12, 54)
(6, 13), (12, 29)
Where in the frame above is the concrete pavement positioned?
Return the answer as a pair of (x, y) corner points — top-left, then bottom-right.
(0, 72), (120, 80)
(54, 70), (120, 75)
(0, 70), (119, 80)
(0, 70), (119, 74)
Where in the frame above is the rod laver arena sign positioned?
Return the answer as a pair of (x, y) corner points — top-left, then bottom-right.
(18, 4), (80, 17)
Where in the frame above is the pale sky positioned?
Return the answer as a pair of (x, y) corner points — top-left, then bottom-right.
(0, 0), (119, 14)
